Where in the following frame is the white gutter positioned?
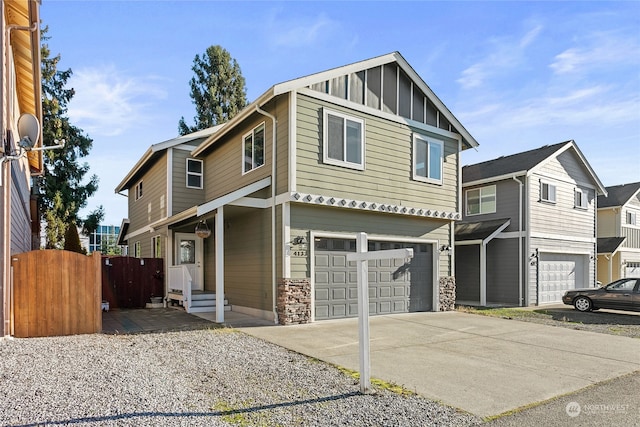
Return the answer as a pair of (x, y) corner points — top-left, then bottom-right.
(256, 106), (278, 325)
(513, 176), (524, 306)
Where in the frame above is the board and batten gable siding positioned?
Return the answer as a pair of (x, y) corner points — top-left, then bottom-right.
(289, 204), (451, 280)
(462, 178), (524, 232)
(128, 152), (168, 232)
(202, 97), (289, 202)
(295, 94), (459, 212)
(529, 151), (597, 239)
(171, 146), (206, 215)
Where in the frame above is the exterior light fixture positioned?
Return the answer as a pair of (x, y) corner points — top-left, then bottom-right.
(195, 219), (211, 239)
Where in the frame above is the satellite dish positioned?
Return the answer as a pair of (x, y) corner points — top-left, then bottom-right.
(17, 113), (40, 150)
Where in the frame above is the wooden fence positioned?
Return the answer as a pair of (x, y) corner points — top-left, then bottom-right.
(101, 256), (164, 309)
(12, 250), (102, 338)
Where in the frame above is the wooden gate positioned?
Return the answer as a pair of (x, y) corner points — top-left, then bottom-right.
(101, 256), (164, 309)
(12, 250), (102, 338)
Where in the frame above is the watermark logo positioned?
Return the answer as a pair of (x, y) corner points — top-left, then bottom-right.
(566, 401), (581, 418)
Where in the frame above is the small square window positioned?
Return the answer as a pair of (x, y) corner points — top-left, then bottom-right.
(540, 181), (556, 203)
(413, 134), (443, 184)
(323, 109), (365, 170)
(466, 185), (496, 215)
(627, 211), (637, 226)
(186, 159), (203, 189)
(574, 188), (588, 209)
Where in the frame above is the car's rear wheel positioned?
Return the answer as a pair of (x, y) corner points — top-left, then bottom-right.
(574, 296), (592, 312)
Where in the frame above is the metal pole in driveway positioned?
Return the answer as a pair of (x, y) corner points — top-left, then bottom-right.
(347, 232), (413, 394)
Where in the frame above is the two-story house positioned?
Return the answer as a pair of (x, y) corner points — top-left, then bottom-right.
(1, 0), (42, 337)
(597, 182), (640, 283)
(455, 141), (606, 307)
(117, 52), (479, 324)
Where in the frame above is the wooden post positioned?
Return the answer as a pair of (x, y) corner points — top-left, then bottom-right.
(347, 232), (413, 394)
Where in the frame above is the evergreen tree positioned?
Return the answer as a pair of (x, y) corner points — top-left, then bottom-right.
(178, 45), (248, 135)
(63, 222), (84, 254)
(38, 27), (103, 248)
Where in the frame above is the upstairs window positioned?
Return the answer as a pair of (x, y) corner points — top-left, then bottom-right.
(413, 134), (443, 184)
(186, 159), (203, 189)
(574, 188), (588, 209)
(466, 185), (496, 215)
(540, 181), (556, 203)
(627, 211), (637, 226)
(323, 109), (365, 170)
(135, 181), (143, 201)
(243, 123), (265, 174)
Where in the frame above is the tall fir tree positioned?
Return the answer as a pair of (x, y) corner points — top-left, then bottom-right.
(178, 45), (248, 135)
(39, 27), (103, 248)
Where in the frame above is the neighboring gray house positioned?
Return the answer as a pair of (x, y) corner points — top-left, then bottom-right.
(455, 141), (606, 306)
(597, 182), (640, 283)
(117, 52), (479, 323)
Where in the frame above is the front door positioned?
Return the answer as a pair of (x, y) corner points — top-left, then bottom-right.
(175, 233), (203, 291)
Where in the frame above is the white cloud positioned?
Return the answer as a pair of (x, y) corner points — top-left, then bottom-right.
(457, 24), (543, 89)
(267, 12), (338, 48)
(67, 66), (168, 137)
(550, 31), (640, 75)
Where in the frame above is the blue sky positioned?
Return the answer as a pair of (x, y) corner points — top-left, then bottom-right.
(41, 1), (640, 225)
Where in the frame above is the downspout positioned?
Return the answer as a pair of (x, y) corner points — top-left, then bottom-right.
(256, 106), (278, 324)
(513, 176), (523, 306)
(3, 18), (39, 338)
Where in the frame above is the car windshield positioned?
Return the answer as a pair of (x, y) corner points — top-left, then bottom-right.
(607, 279), (637, 291)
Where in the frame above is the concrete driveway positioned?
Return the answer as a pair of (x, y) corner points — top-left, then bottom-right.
(239, 311), (640, 418)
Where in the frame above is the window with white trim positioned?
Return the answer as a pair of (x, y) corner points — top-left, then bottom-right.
(152, 236), (162, 258)
(540, 181), (556, 203)
(135, 181), (143, 201)
(627, 211), (637, 226)
(574, 188), (588, 209)
(323, 109), (365, 170)
(243, 123), (265, 174)
(413, 134), (443, 184)
(186, 158), (203, 189)
(466, 185), (496, 215)
(133, 241), (141, 258)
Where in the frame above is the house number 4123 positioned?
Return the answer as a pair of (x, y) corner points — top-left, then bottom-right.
(293, 251), (307, 257)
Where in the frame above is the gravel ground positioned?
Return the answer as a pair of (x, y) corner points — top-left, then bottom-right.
(0, 329), (481, 427)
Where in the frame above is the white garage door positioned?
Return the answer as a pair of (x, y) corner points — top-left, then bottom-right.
(625, 262), (640, 277)
(538, 253), (587, 303)
(314, 238), (433, 320)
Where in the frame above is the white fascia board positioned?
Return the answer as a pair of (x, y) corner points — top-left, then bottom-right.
(124, 225), (153, 241)
(229, 197), (270, 209)
(463, 171), (528, 188)
(115, 147), (154, 193)
(150, 206), (197, 230)
(197, 176), (272, 217)
(455, 240), (483, 246)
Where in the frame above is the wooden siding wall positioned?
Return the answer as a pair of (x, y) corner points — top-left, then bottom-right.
(129, 152), (168, 232)
(295, 94), (459, 212)
(220, 207), (272, 311)
(12, 250), (102, 337)
(290, 204), (451, 280)
(171, 145), (205, 215)
(462, 178), (524, 232)
(529, 151), (597, 239)
(597, 209), (617, 237)
(10, 169), (33, 253)
(622, 196), (640, 249)
(455, 245), (480, 302)
(202, 97), (289, 201)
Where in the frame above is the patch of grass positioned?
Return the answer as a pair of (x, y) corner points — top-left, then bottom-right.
(212, 400), (275, 427)
(336, 366), (415, 396)
(457, 306), (544, 320)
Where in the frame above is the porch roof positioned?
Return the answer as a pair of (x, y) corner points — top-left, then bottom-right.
(597, 237), (626, 255)
(455, 218), (511, 243)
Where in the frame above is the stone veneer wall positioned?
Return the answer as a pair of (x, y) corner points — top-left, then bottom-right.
(439, 276), (456, 311)
(277, 278), (311, 325)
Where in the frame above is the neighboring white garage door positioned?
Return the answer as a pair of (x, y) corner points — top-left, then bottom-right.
(625, 262), (640, 277)
(314, 238), (433, 320)
(538, 253), (587, 303)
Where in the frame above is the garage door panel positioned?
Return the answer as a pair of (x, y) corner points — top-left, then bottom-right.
(314, 238), (433, 320)
(539, 253), (586, 304)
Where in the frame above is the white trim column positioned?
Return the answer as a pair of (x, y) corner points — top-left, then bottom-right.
(480, 242), (487, 306)
(215, 206), (225, 323)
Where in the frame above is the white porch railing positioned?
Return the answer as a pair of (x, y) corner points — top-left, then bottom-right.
(168, 265), (192, 313)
